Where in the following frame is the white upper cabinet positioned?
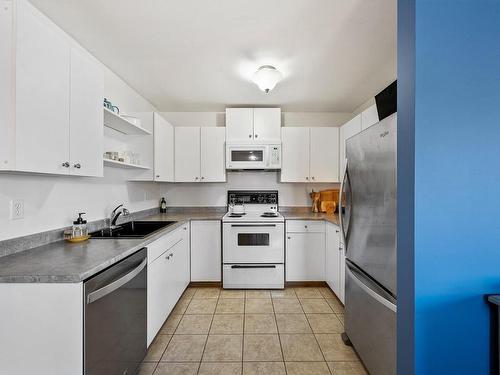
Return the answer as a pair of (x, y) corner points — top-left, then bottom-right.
(0, 0), (104, 176)
(225, 108), (253, 143)
(310, 127), (339, 182)
(281, 127), (340, 183)
(226, 108), (281, 144)
(253, 108), (281, 143)
(175, 127), (226, 182)
(175, 127), (201, 182)
(154, 113), (175, 182)
(339, 114), (362, 174)
(361, 104), (379, 130)
(281, 128), (310, 182)
(69, 48), (104, 177)
(15, 0), (71, 175)
(200, 127), (226, 182)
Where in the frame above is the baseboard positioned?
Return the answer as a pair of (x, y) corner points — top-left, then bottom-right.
(285, 281), (329, 288)
(189, 281), (222, 288)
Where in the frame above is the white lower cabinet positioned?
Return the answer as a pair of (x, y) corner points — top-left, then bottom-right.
(286, 220), (325, 281)
(326, 222), (344, 302)
(191, 220), (221, 282)
(147, 224), (190, 346)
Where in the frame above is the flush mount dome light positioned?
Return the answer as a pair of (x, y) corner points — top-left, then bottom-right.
(252, 65), (283, 93)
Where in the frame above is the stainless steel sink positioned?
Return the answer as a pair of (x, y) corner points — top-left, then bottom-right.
(90, 221), (177, 239)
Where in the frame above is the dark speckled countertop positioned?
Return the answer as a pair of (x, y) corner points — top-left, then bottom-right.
(0, 207), (340, 284)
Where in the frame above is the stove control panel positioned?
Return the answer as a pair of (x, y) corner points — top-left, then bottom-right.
(228, 190), (278, 206)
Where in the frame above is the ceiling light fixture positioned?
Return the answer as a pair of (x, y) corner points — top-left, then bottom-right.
(252, 65), (283, 93)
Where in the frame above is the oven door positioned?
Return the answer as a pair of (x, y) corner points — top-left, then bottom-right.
(226, 145), (268, 169)
(223, 222), (284, 263)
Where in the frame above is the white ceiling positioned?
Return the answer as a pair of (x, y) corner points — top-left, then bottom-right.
(30, 0), (396, 112)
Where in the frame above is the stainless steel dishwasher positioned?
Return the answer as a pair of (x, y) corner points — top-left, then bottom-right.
(84, 248), (147, 375)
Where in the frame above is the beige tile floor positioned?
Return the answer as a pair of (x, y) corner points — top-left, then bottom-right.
(139, 286), (367, 375)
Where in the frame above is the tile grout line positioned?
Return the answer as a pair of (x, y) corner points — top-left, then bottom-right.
(241, 290), (246, 374)
(196, 289), (219, 374)
(272, 290), (288, 375)
(298, 288), (335, 375)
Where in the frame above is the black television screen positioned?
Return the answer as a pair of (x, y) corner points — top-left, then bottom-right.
(375, 80), (397, 121)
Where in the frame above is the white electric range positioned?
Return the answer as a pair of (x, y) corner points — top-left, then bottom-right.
(222, 190), (285, 289)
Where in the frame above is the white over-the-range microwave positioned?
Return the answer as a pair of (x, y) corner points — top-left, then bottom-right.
(226, 144), (281, 170)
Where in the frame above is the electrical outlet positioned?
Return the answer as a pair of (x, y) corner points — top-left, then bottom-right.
(11, 199), (24, 220)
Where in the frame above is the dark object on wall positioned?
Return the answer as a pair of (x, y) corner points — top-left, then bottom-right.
(375, 80), (397, 121)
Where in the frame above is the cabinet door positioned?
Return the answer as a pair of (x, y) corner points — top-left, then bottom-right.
(326, 223), (341, 298)
(253, 108), (281, 143)
(340, 114), (362, 174)
(201, 127), (226, 182)
(225, 108), (254, 143)
(286, 232), (325, 281)
(339, 242), (346, 304)
(175, 127), (200, 182)
(171, 225), (190, 298)
(147, 253), (175, 345)
(191, 221), (221, 282)
(154, 113), (174, 182)
(309, 127), (339, 182)
(280, 127), (310, 182)
(15, 0), (71, 174)
(361, 104), (379, 130)
(69, 47), (103, 177)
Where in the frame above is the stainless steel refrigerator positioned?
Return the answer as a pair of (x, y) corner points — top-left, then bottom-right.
(340, 113), (397, 375)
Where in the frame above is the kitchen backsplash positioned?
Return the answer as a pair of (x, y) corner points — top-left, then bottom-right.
(161, 171), (339, 207)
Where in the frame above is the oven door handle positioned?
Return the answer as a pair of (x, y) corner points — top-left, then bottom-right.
(231, 265), (277, 269)
(86, 258), (147, 304)
(230, 224), (277, 227)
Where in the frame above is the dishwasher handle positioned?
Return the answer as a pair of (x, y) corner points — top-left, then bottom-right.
(86, 257), (147, 304)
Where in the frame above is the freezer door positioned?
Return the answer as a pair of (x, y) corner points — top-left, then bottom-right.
(345, 261), (396, 375)
(344, 113), (397, 296)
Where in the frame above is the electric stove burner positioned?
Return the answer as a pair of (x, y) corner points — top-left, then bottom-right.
(228, 213), (246, 217)
(261, 212), (279, 217)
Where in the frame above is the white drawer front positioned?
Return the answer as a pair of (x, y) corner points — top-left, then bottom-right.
(223, 264), (284, 289)
(286, 220), (325, 233)
(147, 225), (185, 264)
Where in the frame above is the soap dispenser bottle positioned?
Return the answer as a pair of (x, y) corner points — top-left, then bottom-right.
(160, 197), (167, 213)
(72, 213), (88, 238)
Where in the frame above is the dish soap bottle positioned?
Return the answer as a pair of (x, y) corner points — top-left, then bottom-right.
(160, 197), (167, 213)
(72, 213), (88, 238)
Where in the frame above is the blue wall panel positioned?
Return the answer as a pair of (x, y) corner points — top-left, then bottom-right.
(413, 1), (500, 374)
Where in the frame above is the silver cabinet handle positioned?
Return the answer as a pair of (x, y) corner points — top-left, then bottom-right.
(195, 177), (199, 180)
(183, 227), (187, 230)
(62, 162), (70, 168)
(287, 236), (291, 239)
(201, 176), (205, 180)
(156, 175), (160, 178)
(306, 177), (309, 180)
(255, 134), (258, 138)
(249, 134), (252, 138)
(304, 225), (308, 228)
(312, 176), (315, 180)
(73, 163), (81, 169)
(87, 258), (147, 304)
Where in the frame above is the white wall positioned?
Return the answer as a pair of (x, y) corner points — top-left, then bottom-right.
(0, 67), (161, 241)
(161, 171), (339, 207)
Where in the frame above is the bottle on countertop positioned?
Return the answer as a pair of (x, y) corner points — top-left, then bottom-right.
(160, 197), (167, 213)
(72, 212), (88, 238)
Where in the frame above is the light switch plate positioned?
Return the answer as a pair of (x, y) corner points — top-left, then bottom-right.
(11, 199), (24, 220)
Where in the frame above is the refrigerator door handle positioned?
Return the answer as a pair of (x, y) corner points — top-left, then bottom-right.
(339, 159), (348, 247)
(346, 262), (397, 313)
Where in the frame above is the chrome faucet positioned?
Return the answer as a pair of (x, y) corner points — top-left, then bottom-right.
(110, 204), (130, 228)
